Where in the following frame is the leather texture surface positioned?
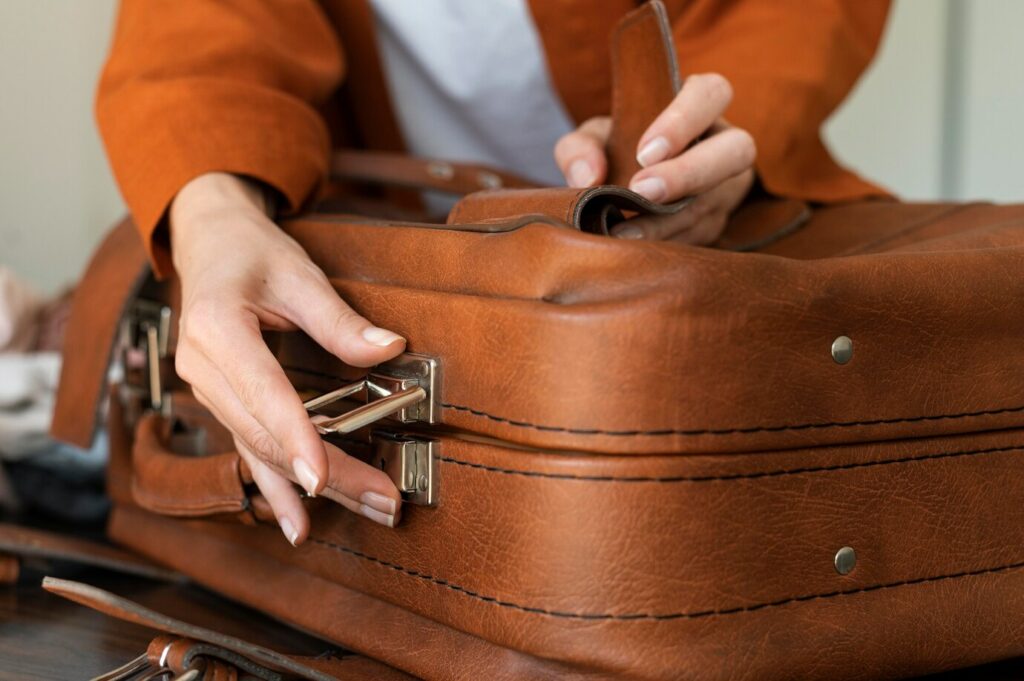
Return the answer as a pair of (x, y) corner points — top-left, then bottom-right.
(53, 2), (1024, 679)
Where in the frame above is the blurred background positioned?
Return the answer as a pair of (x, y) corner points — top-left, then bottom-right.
(0, 0), (1021, 294)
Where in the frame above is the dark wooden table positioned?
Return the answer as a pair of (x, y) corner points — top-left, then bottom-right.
(2, 562), (1024, 680)
(0, 563), (332, 680)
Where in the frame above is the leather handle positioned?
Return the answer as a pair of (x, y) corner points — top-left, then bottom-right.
(130, 411), (253, 519)
(330, 150), (537, 196)
(129, 409), (359, 525)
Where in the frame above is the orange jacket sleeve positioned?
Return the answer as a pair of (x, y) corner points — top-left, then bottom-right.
(96, 0), (344, 276)
(665, 0), (892, 201)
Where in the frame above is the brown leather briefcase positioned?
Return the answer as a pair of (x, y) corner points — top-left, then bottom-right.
(50, 2), (1024, 679)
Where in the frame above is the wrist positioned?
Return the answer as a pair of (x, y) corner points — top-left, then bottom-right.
(170, 172), (271, 231)
(169, 173), (275, 272)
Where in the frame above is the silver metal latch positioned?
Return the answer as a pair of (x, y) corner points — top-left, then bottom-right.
(303, 353), (440, 434)
(302, 353), (441, 506)
(120, 299), (172, 413)
(372, 431), (438, 506)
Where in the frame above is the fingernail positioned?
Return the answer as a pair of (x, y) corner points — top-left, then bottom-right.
(362, 326), (404, 347)
(361, 491), (396, 516)
(568, 159), (595, 188)
(360, 504), (395, 528)
(614, 225), (645, 240)
(279, 516), (299, 546)
(629, 177), (667, 202)
(637, 136), (670, 167)
(292, 458), (320, 497)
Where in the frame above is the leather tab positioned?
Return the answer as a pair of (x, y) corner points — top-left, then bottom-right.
(130, 412), (250, 518)
(605, 0), (681, 186)
(50, 219), (149, 448)
(43, 578), (413, 681)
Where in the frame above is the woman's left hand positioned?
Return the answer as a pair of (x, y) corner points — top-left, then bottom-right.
(554, 72), (756, 243)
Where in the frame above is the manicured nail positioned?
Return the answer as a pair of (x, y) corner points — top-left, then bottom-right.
(361, 491), (396, 516)
(279, 517), (299, 546)
(359, 504), (395, 528)
(614, 225), (645, 240)
(637, 136), (670, 167)
(362, 326), (404, 347)
(292, 458), (320, 497)
(629, 177), (667, 202)
(568, 159), (595, 188)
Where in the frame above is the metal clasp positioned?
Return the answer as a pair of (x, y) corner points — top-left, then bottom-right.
(303, 353), (439, 434)
(120, 299), (172, 413)
(302, 353), (441, 506)
(373, 431), (438, 506)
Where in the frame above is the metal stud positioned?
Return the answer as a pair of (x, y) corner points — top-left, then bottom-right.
(831, 335), (853, 365)
(427, 161), (455, 181)
(834, 546), (857, 575)
(477, 171), (503, 189)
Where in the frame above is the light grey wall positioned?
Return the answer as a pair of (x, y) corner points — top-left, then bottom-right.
(823, 0), (952, 199)
(0, 0), (1021, 294)
(0, 0), (124, 294)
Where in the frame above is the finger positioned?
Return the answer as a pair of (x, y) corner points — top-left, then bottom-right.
(672, 170), (755, 245)
(554, 116), (611, 188)
(236, 437), (310, 546)
(611, 195), (708, 241)
(636, 73), (734, 168)
(320, 441), (402, 528)
(184, 346), (400, 528)
(181, 345), (293, 471)
(278, 264), (407, 369)
(629, 127), (756, 203)
(180, 316), (328, 498)
(680, 212), (730, 246)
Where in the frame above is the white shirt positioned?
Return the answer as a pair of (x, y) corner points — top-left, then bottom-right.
(369, 0), (574, 190)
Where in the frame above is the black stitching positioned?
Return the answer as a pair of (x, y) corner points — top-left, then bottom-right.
(306, 536), (1024, 621)
(437, 444), (1023, 482)
(282, 363), (1024, 437)
(440, 401), (1024, 437)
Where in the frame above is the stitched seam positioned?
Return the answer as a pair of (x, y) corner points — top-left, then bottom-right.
(284, 359), (1024, 435)
(838, 204), (969, 256)
(440, 401), (1024, 436)
(305, 537), (1024, 621)
(437, 444), (1023, 482)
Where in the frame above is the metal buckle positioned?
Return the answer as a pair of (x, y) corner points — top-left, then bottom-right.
(303, 353), (440, 506)
(120, 299), (171, 413)
(372, 431), (438, 506)
(302, 353), (439, 434)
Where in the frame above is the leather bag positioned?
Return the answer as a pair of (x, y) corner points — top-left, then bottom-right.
(51, 2), (1024, 679)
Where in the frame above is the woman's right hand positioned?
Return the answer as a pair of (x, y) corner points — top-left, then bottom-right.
(169, 172), (406, 546)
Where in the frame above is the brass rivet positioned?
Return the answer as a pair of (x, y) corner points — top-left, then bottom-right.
(831, 336), (853, 364)
(834, 546), (857, 575)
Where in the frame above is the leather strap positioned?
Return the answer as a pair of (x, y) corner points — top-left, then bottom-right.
(605, 0), (681, 186)
(447, 185), (692, 234)
(0, 522), (179, 582)
(443, 1), (689, 233)
(330, 150), (537, 196)
(50, 219), (150, 448)
(43, 577), (414, 681)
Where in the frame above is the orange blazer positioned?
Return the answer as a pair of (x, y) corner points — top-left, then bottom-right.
(97, 0), (891, 275)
